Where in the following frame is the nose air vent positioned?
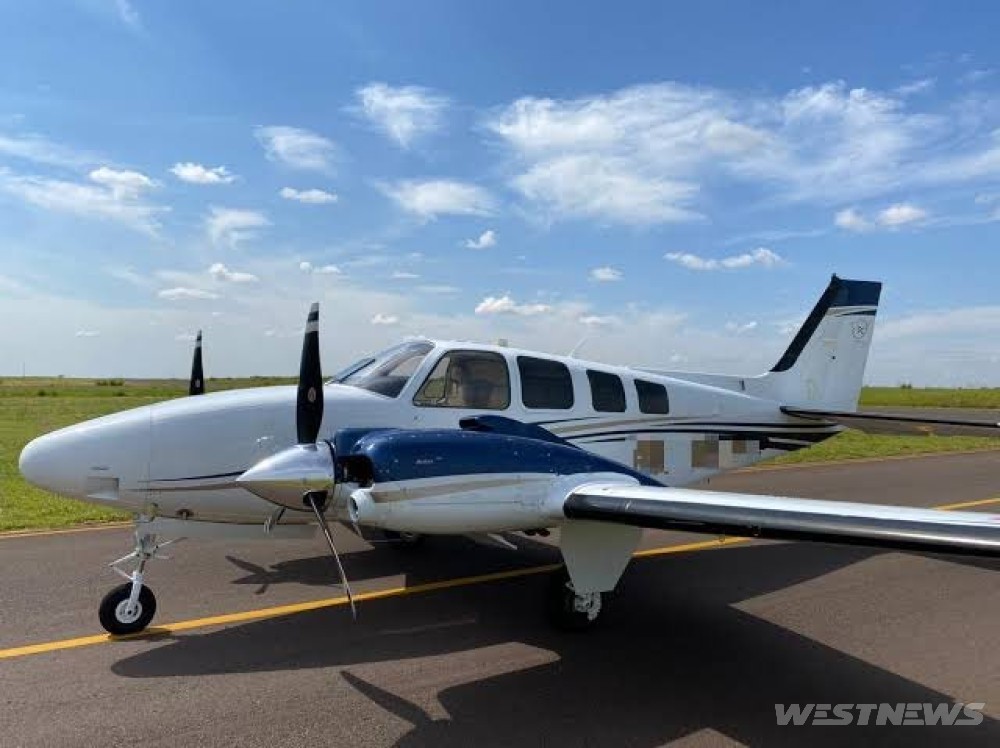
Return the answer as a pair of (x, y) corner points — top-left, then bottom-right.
(85, 475), (120, 501)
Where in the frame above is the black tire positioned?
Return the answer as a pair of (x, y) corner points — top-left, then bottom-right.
(546, 567), (603, 631)
(382, 530), (426, 549)
(98, 582), (157, 635)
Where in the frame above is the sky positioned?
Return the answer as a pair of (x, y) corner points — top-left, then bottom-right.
(1, 1), (999, 385)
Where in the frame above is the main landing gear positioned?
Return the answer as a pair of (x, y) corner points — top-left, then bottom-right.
(546, 566), (604, 631)
(98, 525), (177, 635)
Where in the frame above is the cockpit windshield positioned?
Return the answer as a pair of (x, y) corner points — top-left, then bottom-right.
(334, 341), (434, 397)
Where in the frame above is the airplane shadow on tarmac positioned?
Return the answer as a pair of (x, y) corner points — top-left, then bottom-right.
(111, 539), (1000, 747)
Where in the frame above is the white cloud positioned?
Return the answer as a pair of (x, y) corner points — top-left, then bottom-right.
(894, 78), (935, 96)
(579, 314), (618, 327)
(391, 271), (420, 280)
(725, 320), (758, 334)
(0, 170), (163, 234)
(171, 163), (236, 185)
(835, 202), (928, 231)
(488, 80), (1000, 223)
(115, 0), (140, 28)
(370, 312), (400, 326)
(877, 202), (927, 227)
(590, 266), (622, 282)
(88, 166), (155, 198)
(465, 229), (497, 249)
(475, 294), (552, 316)
(255, 126), (336, 172)
(379, 179), (495, 219)
(157, 287), (220, 301)
(0, 132), (97, 169)
(75, 330), (100, 338)
(355, 82), (448, 148)
(298, 260), (342, 275)
(512, 154), (700, 225)
(205, 207), (270, 247)
(664, 248), (783, 271)
(280, 186), (338, 204)
(418, 284), (460, 294)
(834, 207), (872, 232)
(208, 263), (259, 283)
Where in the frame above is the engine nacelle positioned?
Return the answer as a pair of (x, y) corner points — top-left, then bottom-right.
(343, 428), (652, 534)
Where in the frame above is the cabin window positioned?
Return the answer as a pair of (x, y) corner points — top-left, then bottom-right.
(635, 379), (670, 414)
(587, 370), (626, 412)
(413, 351), (510, 409)
(518, 356), (574, 409)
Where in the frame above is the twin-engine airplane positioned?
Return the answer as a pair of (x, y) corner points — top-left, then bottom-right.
(18, 276), (1000, 636)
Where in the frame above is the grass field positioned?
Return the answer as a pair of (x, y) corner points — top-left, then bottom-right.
(1, 378), (998, 532)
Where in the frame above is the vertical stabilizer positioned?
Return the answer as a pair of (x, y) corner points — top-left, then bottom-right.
(762, 275), (881, 410)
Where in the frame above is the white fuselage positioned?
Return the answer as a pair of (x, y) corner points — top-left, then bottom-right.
(18, 339), (839, 528)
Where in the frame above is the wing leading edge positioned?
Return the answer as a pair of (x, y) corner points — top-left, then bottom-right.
(563, 485), (1000, 558)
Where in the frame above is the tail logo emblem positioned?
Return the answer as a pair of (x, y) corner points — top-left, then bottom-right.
(852, 320), (870, 339)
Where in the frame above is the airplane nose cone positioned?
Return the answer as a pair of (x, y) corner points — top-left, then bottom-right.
(18, 434), (57, 492)
(19, 408), (152, 500)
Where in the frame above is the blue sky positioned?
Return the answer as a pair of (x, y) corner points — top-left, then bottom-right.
(2, 1), (999, 383)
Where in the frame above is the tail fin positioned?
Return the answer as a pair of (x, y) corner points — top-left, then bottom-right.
(762, 275), (881, 411)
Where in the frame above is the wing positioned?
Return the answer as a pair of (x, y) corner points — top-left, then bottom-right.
(782, 406), (1000, 437)
(562, 484), (1000, 557)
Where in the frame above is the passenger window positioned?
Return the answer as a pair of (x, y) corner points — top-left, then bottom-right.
(413, 351), (510, 409)
(635, 379), (670, 414)
(518, 356), (574, 409)
(587, 370), (626, 412)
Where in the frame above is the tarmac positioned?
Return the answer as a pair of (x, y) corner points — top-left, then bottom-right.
(1, 449), (998, 746)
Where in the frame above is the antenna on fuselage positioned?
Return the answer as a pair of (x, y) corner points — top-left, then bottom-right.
(568, 335), (589, 358)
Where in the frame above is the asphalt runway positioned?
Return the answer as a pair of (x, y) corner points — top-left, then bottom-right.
(2, 450), (999, 747)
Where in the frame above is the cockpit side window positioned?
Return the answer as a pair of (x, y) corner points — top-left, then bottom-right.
(340, 341), (434, 398)
(413, 350), (511, 409)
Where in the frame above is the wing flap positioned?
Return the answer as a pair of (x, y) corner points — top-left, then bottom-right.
(563, 485), (1000, 558)
(782, 406), (1000, 437)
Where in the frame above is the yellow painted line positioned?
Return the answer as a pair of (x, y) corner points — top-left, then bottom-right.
(934, 496), (1000, 512)
(0, 523), (131, 540)
(0, 537), (737, 661)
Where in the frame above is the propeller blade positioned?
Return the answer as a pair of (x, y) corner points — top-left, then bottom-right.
(189, 330), (204, 396)
(297, 303), (324, 444)
(305, 492), (357, 619)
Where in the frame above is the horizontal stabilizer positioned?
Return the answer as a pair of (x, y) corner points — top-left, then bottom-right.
(782, 407), (1000, 437)
(563, 485), (1000, 558)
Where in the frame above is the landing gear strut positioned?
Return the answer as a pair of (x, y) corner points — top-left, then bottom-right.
(546, 566), (603, 631)
(98, 525), (177, 635)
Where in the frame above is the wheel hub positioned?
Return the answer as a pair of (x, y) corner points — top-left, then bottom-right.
(571, 591), (602, 620)
(115, 599), (143, 624)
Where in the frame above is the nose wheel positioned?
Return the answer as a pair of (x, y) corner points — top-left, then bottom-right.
(99, 583), (157, 635)
(99, 524), (177, 636)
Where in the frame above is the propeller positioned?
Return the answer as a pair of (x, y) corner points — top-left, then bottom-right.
(189, 330), (205, 396)
(237, 302), (356, 618)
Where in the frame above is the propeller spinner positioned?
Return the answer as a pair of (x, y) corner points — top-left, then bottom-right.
(236, 302), (356, 617)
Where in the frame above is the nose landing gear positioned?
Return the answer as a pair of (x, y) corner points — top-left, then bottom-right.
(98, 525), (178, 636)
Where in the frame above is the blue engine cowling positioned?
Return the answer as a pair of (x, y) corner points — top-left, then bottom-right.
(339, 428), (661, 487)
